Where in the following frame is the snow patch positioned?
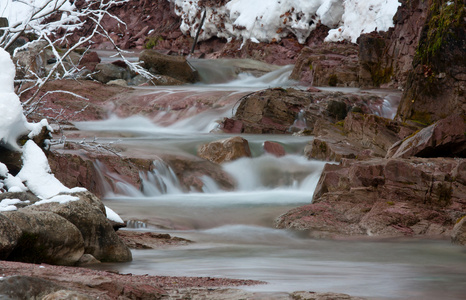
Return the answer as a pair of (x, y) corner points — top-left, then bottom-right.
(0, 198), (30, 212)
(17, 140), (86, 199)
(105, 206), (124, 223)
(171, 0), (400, 44)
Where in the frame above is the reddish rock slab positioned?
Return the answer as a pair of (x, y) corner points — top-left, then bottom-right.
(263, 141), (286, 157)
(117, 230), (192, 249)
(388, 114), (466, 159)
(276, 157), (466, 239)
(0, 261), (264, 300)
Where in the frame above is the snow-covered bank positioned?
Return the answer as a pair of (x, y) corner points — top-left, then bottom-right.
(0, 47), (85, 209)
(172, 0), (401, 44)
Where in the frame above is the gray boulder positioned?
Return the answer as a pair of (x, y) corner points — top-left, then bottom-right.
(0, 214), (22, 260)
(26, 191), (132, 262)
(4, 210), (84, 265)
(139, 50), (199, 83)
(91, 63), (129, 84)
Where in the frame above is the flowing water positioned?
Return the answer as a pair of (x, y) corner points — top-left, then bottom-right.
(73, 60), (466, 299)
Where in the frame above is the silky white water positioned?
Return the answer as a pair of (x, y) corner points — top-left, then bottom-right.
(72, 60), (466, 299)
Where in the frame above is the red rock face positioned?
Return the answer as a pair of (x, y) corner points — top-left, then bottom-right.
(276, 157), (466, 238)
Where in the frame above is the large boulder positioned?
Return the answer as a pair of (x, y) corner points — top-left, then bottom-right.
(304, 113), (416, 162)
(91, 63), (129, 84)
(25, 191), (131, 262)
(0, 214), (22, 260)
(387, 114), (466, 158)
(139, 50), (199, 83)
(3, 210), (85, 265)
(198, 136), (252, 164)
(276, 157), (466, 238)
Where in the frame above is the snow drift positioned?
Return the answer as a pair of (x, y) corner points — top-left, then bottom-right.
(171, 0), (401, 44)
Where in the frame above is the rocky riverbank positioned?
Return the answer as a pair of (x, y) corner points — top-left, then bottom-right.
(1, 0), (465, 299)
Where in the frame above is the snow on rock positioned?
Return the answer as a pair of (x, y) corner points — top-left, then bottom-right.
(0, 0), (77, 30)
(171, 0), (400, 44)
(325, 0), (402, 43)
(0, 198), (30, 212)
(105, 206), (124, 223)
(16, 140), (86, 199)
(0, 48), (29, 150)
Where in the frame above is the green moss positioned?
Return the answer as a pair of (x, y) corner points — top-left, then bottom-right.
(410, 111), (432, 126)
(144, 36), (164, 49)
(371, 65), (393, 86)
(387, 201), (395, 206)
(335, 120), (345, 127)
(416, 0), (465, 68)
(328, 74), (338, 87)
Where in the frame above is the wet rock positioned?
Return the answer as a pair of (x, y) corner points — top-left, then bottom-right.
(0, 276), (66, 300)
(344, 112), (417, 153)
(388, 114), (466, 158)
(198, 136), (252, 164)
(358, 33), (391, 88)
(277, 157), (466, 238)
(290, 44), (359, 87)
(91, 63), (129, 84)
(117, 231), (191, 249)
(305, 137), (358, 162)
(139, 50), (198, 83)
(223, 88), (389, 135)
(263, 141), (286, 157)
(451, 216), (466, 246)
(0, 214), (22, 260)
(4, 210), (85, 265)
(229, 88), (311, 134)
(25, 191), (132, 262)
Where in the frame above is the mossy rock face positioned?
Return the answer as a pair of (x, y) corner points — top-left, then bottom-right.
(396, 0), (466, 123)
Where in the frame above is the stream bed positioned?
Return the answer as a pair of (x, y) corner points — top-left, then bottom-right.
(72, 60), (466, 300)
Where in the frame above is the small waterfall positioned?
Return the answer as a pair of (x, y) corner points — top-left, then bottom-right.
(221, 155), (326, 192)
(211, 65), (296, 88)
(140, 160), (184, 196)
(288, 109), (308, 132)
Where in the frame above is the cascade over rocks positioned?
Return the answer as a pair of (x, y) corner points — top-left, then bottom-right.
(276, 157), (466, 238)
(222, 88), (389, 134)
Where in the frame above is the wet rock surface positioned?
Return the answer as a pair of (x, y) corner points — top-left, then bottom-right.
(276, 157), (466, 238)
(198, 136), (252, 164)
(117, 230), (192, 249)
